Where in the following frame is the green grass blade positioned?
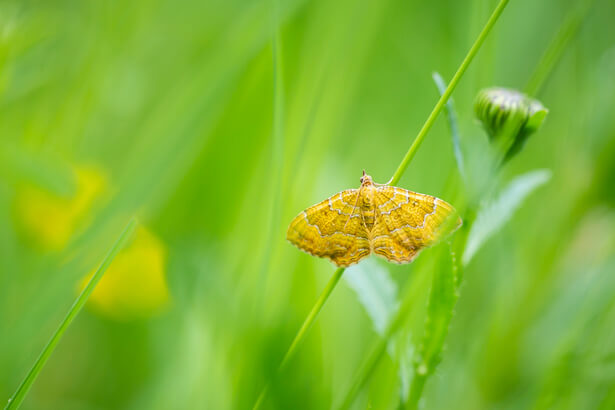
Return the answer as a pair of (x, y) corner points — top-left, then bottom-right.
(4, 218), (138, 410)
(525, 0), (597, 96)
(388, 0), (510, 186)
(336, 261), (432, 410)
(463, 169), (551, 265)
(255, 5), (286, 307)
(345, 259), (398, 335)
(253, 267), (346, 410)
(432, 72), (466, 183)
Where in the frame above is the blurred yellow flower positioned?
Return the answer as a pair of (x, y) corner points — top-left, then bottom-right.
(82, 225), (170, 320)
(15, 165), (107, 250)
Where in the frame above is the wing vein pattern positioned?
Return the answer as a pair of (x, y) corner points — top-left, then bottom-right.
(287, 183), (461, 267)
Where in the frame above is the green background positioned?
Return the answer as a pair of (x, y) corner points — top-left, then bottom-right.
(1, 0), (615, 408)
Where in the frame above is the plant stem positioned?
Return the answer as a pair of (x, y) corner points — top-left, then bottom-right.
(337, 267), (428, 410)
(406, 374), (427, 410)
(4, 218), (137, 410)
(255, 1), (510, 408)
(281, 267), (346, 369)
(525, 0), (595, 96)
(432, 72), (465, 184)
(337, 0), (511, 407)
(388, 0), (510, 186)
(253, 267), (346, 409)
(256, 0), (285, 309)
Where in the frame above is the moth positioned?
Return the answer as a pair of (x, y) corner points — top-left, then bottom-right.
(287, 171), (461, 267)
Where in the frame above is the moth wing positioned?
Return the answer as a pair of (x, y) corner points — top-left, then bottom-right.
(371, 186), (461, 264)
(287, 189), (371, 267)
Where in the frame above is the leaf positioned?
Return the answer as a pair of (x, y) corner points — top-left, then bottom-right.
(345, 258), (398, 335)
(433, 72), (465, 182)
(417, 247), (457, 369)
(406, 244), (457, 408)
(463, 169), (552, 265)
(394, 331), (415, 403)
(345, 258), (416, 404)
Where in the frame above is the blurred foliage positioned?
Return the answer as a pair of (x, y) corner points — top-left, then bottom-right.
(1, 0), (614, 409)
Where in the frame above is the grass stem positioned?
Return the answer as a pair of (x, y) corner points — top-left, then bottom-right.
(525, 0), (596, 96)
(388, 0), (510, 186)
(338, 0), (511, 406)
(336, 267), (427, 410)
(253, 267), (345, 409)
(4, 218), (137, 410)
(254, 0), (510, 408)
(432, 72), (465, 184)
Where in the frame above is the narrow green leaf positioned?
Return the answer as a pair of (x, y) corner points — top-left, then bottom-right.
(346, 259), (423, 404)
(345, 258), (398, 335)
(463, 169), (551, 265)
(5, 219), (137, 410)
(393, 331), (415, 404)
(406, 244), (457, 409)
(432, 72), (465, 182)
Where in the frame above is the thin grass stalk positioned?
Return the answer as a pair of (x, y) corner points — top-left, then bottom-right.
(388, 0), (510, 186)
(432, 72), (465, 184)
(4, 218), (137, 410)
(256, 0), (286, 309)
(253, 267), (345, 409)
(525, 0), (596, 96)
(337, 263), (432, 410)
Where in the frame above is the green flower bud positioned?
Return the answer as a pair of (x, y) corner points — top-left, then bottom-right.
(475, 87), (548, 164)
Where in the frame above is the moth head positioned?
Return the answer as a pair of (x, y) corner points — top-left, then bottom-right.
(360, 171), (373, 186)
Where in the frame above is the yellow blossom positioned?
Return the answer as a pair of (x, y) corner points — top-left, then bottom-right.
(82, 225), (170, 320)
(16, 165), (107, 250)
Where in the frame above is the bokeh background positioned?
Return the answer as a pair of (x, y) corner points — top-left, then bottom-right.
(1, 0), (615, 409)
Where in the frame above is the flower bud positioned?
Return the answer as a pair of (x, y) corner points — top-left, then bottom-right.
(474, 87), (548, 163)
